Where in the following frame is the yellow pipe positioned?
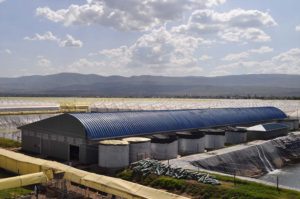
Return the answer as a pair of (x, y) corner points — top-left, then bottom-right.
(0, 172), (48, 190)
(0, 148), (188, 199)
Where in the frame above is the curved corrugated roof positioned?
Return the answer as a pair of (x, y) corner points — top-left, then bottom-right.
(69, 107), (287, 140)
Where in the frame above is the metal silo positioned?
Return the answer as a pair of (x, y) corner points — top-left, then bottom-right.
(122, 137), (151, 163)
(98, 140), (129, 169)
(200, 129), (226, 150)
(151, 135), (178, 160)
(225, 127), (247, 145)
(176, 131), (205, 156)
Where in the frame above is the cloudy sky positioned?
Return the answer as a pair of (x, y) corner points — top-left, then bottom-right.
(0, 0), (299, 77)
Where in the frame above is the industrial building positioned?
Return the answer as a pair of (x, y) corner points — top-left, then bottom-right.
(245, 123), (289, 141)
(19, 107), (287, 164)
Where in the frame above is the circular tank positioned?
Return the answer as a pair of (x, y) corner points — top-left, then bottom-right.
(151, 135), (178, 160)
(176, 131), (205, 156)
(98, 140), (129, 169)
(200, 129), (226, 150)
(122, 137), (151, 163)
(224, 127), (247, 144)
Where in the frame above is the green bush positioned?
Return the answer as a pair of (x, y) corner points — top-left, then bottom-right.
(150, 176), (186, 191)
(0, 138), (21, 148)
(116, 169), (134, 181)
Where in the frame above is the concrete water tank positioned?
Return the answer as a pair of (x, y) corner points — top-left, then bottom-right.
(122, 137), (151, 163)
(176, 131), (205, 156)
(225, 127), (247, 145)
(200, 129), (225, 150)
(151, 135), (178, 160)
(98, 140), (129, 169)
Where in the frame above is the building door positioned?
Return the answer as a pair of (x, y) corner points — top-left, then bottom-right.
(69, 145), (79, 161)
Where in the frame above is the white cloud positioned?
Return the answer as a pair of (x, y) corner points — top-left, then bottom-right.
(67, 58), (105, 73)
(24, 31), (59, 41)
(222, 46), (273, 61)
(199, 55), (212, 61)
(217, 48), (300, 75)
(72, 27), (207, 76)
(37, 56), (51, 67)
(172, 9), (276, 42)
(59, 35), (83, 47)
(106, 28), (204, 70)
(249, 46), (273, 54)
(272, 48), (300, 63)
(223, 52), (249, 61)
(219, 27), (271, 42)
(0, 0), (6, 4)
(36, 0), (226, 31)
(24, 31), (83, 48)
(296, 25), (300, 32)
(0, 49), (12, 55)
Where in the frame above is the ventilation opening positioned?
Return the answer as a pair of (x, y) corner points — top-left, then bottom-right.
(69, 145), (79, 161)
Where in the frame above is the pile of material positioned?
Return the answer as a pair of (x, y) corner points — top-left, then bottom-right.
(131, 159), (220, 185)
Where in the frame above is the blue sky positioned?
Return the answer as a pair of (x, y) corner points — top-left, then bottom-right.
(0, 0), (299, 77)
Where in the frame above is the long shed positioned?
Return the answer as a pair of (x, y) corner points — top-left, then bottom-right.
(18, 107), (287, 164)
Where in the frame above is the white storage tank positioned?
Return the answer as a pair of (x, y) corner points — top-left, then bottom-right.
(176, 131), (205, 156)
(200, 129), (225, 150)
(225, 127), (247, 145)
(151, 135), (178, 160)
(98, 140), (129, 170)
(122, 137), (151, 163)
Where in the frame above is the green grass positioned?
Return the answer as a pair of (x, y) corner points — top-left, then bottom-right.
(0, 188), (32, 199)
(117, 169), (300, 199)
(0, 169), (32, 199)
(0, 137), (21, 148)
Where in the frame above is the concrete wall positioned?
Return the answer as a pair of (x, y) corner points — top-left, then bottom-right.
(128, 142), (151, 163)
(151, 141), (178, 160)
(225, 132), (247, 144)
(246, 131), (264, 141)
(205, 135), (225, 150)
(178, 138), (205, 156)
(98, 144), (129, 169)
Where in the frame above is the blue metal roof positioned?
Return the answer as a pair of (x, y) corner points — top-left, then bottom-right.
(69, 107), (287, 140)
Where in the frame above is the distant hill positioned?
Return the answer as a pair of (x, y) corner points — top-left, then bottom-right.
(1, 73), (300, 98)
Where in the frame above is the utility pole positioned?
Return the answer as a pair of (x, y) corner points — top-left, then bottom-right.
(277, 176), (280, 193)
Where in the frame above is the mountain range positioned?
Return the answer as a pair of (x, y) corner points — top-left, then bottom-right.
(1, 73), (300, 98)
